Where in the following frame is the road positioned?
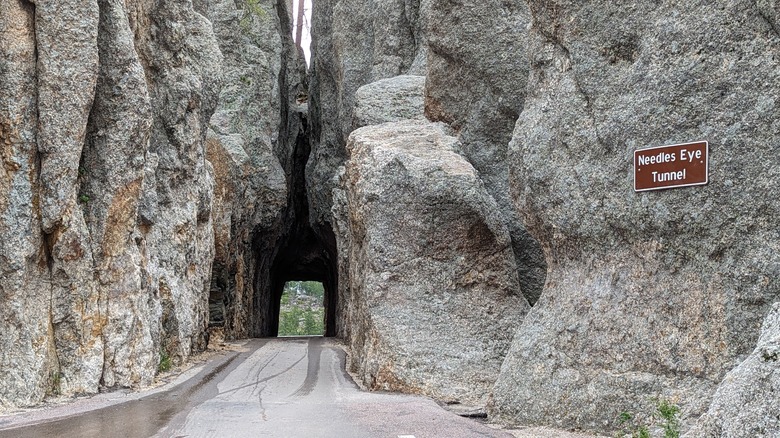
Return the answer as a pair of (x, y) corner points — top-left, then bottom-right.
(0, 338), (512, 438)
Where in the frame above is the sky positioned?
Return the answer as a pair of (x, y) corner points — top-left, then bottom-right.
(292, 0), (313, 65)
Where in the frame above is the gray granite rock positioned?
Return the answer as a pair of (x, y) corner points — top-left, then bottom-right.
(0, 0), (51, 407)
(421, 0), (546, 304)
(83, 0), (155, 390)
(35, 0), (103, 398)
(0, 0), (229, 406)
(492, 0), (780, 433)
(308, 0), (426, 228)
(687, 302), (780, 438)
(335, 120), (529, 406)
(130, 0), (223, 373)
(353, 75), (426, 130)
(198, 0), (290, 340)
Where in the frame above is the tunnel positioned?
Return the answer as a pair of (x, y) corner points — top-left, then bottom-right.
(250, 91), (338, 339)
(206, 0), (338, 341)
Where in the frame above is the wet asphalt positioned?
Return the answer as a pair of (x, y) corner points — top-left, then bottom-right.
(0, 338), (511, 438)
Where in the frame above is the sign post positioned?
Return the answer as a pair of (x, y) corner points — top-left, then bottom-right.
(634, 141), (709, 192)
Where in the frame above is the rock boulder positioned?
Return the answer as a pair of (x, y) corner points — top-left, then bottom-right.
(335, 120), (529, 406)
(352, 75), (426, 130)
(687, 302), (780, 437)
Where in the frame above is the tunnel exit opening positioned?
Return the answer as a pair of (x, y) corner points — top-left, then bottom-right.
(278, 281), (325, 336)
(266, 226), (338, 338)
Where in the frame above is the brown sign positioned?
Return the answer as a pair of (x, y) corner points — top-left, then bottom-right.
(634, 141), (708, 192)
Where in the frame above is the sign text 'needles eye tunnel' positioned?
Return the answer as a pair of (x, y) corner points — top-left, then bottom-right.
(634, 141), (709, 192)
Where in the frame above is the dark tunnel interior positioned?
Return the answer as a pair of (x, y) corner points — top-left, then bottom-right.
(252, 105), (339, 338)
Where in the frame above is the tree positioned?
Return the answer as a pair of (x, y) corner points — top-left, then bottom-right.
(295, 0), (305, 49)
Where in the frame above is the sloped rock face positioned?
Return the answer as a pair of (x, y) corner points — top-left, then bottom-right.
(308, 0), (426, 228)
(335, 120), (529, 405)
(493, 0), (780, 432)
(422, 0), (546, 304)
(687, 302), (780, 437)
(0, 0), (225, 406)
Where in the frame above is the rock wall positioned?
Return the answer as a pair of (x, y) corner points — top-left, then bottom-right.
(687, 302), (780, 437)
(2, 0), (779, 431)
(0, 0), (234, 407)
(1, 0), (310, 407)
(1, 0), (51, 406)
(129, 0), (223, 382)
(335, 120), (529, 405)
(196, 0), (292, 339)
(421, 0), (547, 304)
(491, 0), (780, 432)
(308, 0), (426, 228)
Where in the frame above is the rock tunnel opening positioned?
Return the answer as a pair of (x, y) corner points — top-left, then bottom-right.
(254, 2), (338, 336)
(267, 222), (338, 338)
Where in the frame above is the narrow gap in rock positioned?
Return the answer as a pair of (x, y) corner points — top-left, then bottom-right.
(290, 0), (312, 65)
(253, 6), (339, 336)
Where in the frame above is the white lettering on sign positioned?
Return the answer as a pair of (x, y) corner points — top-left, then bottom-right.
(637, 151), (676, 166)
(652, 169), (686, 182)
(634, 141), (709, 191)
(679, 148), (703, 163)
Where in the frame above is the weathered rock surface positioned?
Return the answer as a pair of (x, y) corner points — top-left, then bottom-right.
(0, 0), (228, 406)
(81, 0), (154, 391)
(0, 0), (50, 406)
(492, 0), (780, 432)
(335, 120), (529, 405)
(308, 0), (426, 228)
(196, 0), (290, 339)
(127, 0), (223, 382)
(352, 75), (426, 130)
(686, 302), (780, 437)
(421, 0), (546, 304)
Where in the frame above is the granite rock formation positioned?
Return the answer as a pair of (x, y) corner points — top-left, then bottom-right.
(491, 0), (780, 432)
(334, 120), (529, 405)
(1, 0), (255, 407)
(687, 302), (780, 437)
(352, 75), (426, 130)
(421, 0), (546, 304)
(196, 0), (291, 339)
(2, 0), (779, 435)
(307, 0), (426, 229)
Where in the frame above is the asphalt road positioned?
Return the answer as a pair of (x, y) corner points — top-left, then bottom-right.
(0, 338), (513, 438)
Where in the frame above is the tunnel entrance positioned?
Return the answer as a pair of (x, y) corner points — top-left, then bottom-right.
(246, 7), (338, 338)
(265, 217), (338, 338)
(278, 281), (325, 336)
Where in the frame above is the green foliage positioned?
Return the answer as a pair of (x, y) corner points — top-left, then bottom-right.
(657, 399), (681, 438)
(301, 281), (325, 299)
(278, 281), (325, 336)
(616, 399), (681, 438)
(158, 350), (172, 373)
(239, 0), (267, 32)
(49, 371), (62, 396)
(79, 194), (90, 204)
(617, 411), (650, 438)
